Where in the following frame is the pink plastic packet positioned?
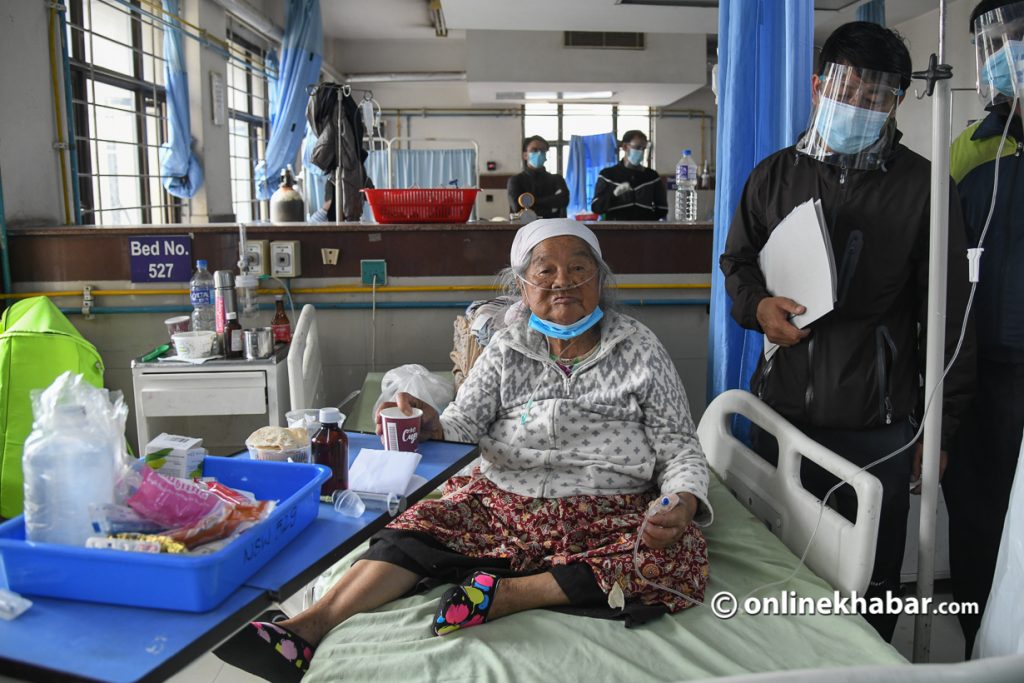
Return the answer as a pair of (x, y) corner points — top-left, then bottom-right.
(126, 465), (224, 529)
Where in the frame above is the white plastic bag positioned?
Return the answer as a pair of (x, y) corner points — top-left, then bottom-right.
(372, 364), (454, 417)
(22, 372), (129, 546)
(974, 436), (1024, 658)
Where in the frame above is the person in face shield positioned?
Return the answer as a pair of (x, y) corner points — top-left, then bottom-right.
(591, 130), (669, 220)
(946, 0), (1024, 658)
(720, 22), (976, 642)
(507, 135), (570, 218)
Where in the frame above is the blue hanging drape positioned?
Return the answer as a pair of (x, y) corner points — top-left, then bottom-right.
(708, 0), (814, 404)
(856, 0), (886, 26)
(393, 148), (476, 189)
(301, 126), (328, 219)
(158, 0), (203, 198)
(254, 0), (323, 200)
(565, 133), (618, 217)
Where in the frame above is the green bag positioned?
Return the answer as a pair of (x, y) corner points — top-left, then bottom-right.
(0, 297), (104, 518)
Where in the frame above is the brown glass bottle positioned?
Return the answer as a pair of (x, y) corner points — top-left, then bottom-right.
(224, 312), (243, 359)
(271, 295), (292, 343)
(312, 407), (348, 500)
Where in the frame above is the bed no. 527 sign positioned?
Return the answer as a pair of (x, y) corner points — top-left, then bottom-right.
(128, 236), (192, 283)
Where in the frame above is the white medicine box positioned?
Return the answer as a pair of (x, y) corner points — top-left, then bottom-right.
(144, 433), (206, 479)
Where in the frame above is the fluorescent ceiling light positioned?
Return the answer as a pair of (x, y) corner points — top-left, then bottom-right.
(524, 91), (615, 100)
(562, 90), (615, 99)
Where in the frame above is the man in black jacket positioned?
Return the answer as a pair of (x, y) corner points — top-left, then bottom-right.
(945, 0), (1024, 656)
(591, 131), (668, 220)
(720, 22), (975, 641)
(507, 136), (570, 219)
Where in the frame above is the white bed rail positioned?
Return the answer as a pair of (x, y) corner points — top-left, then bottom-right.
(697, 389), (882, 594)
(287, 304), (324, 411)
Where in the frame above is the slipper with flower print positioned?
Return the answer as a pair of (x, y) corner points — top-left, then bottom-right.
(432, 571), (500, 636)
(213, 620), (315, 682)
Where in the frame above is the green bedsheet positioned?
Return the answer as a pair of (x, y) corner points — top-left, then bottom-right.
(304, 472), (906, 682)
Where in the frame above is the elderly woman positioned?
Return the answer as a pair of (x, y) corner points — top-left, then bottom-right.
(218, 218), (712, 680)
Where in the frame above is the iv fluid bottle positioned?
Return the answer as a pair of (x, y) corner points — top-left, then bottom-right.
(23, 405), (116, 546)
(189, 260), (216, 334)
(675, 150), (698, 223)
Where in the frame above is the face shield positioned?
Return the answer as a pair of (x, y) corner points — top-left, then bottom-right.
(795, 62), (905, 170)
(974, 2), (1024, 106)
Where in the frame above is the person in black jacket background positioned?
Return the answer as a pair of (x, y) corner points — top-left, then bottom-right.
(591, 130), (668, 220)
(720, 22), (975, 642)
(944, 0), (1024, 657)
(507, 136), (570, 218)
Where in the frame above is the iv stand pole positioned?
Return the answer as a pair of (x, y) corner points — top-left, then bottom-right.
(914, 0), (952, 663)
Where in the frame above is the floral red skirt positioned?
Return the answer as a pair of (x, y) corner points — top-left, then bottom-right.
(386, 476), (709, 612)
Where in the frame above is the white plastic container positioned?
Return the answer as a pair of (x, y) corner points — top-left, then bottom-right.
(172, 330), (216, 359)
(22, 406), (117, 546)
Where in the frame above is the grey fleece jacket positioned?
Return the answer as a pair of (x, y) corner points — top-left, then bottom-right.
(440, 310), (713, 525)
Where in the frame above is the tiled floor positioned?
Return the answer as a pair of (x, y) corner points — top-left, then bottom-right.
(171, 586), (969, 683)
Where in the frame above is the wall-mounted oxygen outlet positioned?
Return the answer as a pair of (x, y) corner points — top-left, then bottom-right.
(271, 240), (301, 277)
(360, 259), (387, 286)
(244, 240), (269, 276)
(321, 248), (340, 265)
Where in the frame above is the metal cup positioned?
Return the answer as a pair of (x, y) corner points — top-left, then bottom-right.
(243, 329), (260, 360)
(256, 327), (274, 357)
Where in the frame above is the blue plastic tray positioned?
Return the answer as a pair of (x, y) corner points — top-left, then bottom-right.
(0, 457), (329, 612)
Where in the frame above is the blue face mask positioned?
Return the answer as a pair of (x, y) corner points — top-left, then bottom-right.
(815, 96), (890, 155)
(527, 151), (546, 168)
(528, 307), (604, 340)
(982, 40), (1024, 97)
(626, 148), (645, 165)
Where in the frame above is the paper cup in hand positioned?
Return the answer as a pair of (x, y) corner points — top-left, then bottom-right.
(380, 407), (422, 452)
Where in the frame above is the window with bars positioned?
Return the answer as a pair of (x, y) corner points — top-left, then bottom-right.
(522, 103), (653, 174)
(67, 0), (180, 226)
(226, 29), (270, 223)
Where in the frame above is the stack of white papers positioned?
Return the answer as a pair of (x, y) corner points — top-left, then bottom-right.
(758, 199), (837, 360)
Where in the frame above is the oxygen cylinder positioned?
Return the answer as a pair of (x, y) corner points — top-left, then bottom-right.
(270, 166), (305, 223)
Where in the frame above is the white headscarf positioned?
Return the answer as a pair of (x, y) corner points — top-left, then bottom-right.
(509, 218), (602, 270)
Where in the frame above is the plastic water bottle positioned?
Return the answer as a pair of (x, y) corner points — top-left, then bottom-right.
(23, 406), (117, 546)
(189, 260), (216, 334)
(675, 149), (698, 223)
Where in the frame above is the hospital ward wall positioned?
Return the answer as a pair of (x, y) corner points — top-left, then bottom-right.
(7, 223), (712, 455)
(894, 0), (990, 158)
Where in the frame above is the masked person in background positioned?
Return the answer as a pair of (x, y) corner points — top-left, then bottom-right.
(591, 130), (668, 220)
(507, 136), (570, 219)
(946, 0), (1024, 657)
(720, 22), (975, 642)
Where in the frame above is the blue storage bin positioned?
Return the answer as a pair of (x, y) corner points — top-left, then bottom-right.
(0, 457), (329, 612)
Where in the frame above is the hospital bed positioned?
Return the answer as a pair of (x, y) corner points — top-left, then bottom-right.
(301, 390), (908, 681)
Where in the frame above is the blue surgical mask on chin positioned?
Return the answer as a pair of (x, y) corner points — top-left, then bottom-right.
(626, 148), (645, 165)
(983, 40), (1024, 97)
(815, 96), (890, 155)
(527, 150), (547, 168)
(528, 307), (604, 340)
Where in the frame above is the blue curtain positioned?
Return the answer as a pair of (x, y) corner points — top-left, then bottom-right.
(301, 125), (328, 219)
(254, 0), (323, 200)
(565, 133), (618, 217)
(708, 0), (814, 405)
(384, 149), (476, 188)
(158, 0), (203, 198)
(856, 0), (886, 26)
